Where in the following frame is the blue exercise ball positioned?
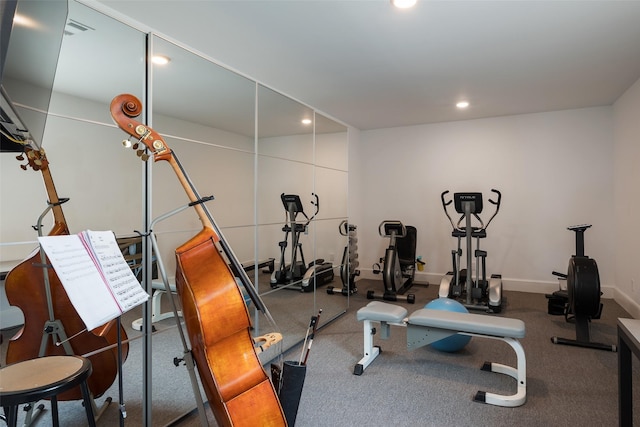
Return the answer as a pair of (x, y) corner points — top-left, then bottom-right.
(424, 298), (472, 352)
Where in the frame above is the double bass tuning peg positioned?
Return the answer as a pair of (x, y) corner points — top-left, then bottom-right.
(136, 149), (149, 161)
(123, 138), (141, 153)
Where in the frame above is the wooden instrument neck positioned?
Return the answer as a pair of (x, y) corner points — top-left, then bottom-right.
(166, 154), (218, 240)
(40, 165), (69, 234)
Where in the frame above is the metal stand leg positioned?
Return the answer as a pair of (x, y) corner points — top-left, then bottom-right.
(147, 206), (210, 426)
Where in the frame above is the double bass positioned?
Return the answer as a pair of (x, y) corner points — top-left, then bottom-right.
(110, 94), (287, 426)
(4, 143), (129, 401)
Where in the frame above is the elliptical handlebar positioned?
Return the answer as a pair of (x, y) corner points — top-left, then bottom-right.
(281, 192), (320, 226)
(484, 189), (501, 230)
(309, 192), (319, 222)
(441, 191), (457, 231)
(441, 189), (502, 232)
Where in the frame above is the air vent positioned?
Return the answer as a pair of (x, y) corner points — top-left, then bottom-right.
(64, 19), (95, 36)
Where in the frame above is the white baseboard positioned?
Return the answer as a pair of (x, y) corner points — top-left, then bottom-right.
(359, 268), (637, 318)
(613, 289), (640, 319)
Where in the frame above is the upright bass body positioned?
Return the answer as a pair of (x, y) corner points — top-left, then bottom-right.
(4, 146), (128, 401)
(176, 228), (286, 426)
(5, 254), (128, 400)
(110, 93), (286, 426)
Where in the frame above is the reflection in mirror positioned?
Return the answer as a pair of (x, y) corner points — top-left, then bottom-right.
(148, 36), (276, 412)
(151, 36), (256, 149)
(1, 1), (145, 260)
(257, 84), (317, 350)
(1, 1), (150, 425)
(49, 1), (145, 124)
(149, 34), (259, 327)
(257, 84), (314, 163)
(2, 1), (351, 422)
(314, 112), (349, 171)
(256, 169), (315, 351)
(1, 0), (66, 151)
(313, 113), (349, 325)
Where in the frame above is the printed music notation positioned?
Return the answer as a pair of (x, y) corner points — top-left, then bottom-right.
(38, 230), (149, 331)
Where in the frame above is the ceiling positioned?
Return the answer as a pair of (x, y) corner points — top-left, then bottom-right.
(93, 0), (640, 131)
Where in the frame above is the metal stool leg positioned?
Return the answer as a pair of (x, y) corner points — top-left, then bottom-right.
(3, 406), (18, 427)
(51, 397), (59, 427)
(80, 380), (97, 427)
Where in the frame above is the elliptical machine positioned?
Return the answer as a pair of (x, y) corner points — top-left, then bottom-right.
(270, 193), (334, 292)
(439, 190), (503, 313)
(369, 220), (417, 304)
(546, 224), (616, 352)
(327, 220), (359, 297)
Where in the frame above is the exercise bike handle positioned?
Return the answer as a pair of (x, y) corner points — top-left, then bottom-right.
(378, 220), (406, 238)
(339, 220), (355, 236)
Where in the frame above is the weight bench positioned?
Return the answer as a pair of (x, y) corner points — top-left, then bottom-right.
(354, 301), (526, 407)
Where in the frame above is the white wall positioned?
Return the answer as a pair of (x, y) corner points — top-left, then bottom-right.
(1, 90), (349, 279)
(351, 106), (617, 299)
(613, 76), (640, 318)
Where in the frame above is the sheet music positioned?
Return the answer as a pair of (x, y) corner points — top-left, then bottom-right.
(38, 231), (149, 331)
(80, 230), (149, 312)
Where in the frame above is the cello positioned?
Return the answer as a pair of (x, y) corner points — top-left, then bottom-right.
(4, 143), (129, 401)
(110, 94), (287, 426)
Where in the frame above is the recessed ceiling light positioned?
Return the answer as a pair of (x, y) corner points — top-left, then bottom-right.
(152, 55), (171, 65)
(456, 101), (470, 109)
(301, 118), (312, 125)
(13, 14), (39, 29)
(392, 0), (417, 9)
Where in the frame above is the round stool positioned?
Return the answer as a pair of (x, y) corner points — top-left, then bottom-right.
(0, 355), (96, 427)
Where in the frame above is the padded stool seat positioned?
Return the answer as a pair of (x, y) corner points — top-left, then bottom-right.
(0, 356), (96, 427)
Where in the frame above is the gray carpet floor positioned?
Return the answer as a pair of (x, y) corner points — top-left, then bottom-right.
(2, 279), (638, 426)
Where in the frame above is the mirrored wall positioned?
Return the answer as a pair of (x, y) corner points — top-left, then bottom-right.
(1, 0), (349, 424)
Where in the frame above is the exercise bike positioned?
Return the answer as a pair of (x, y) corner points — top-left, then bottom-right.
(327, 220), (359, 297)
(369, 220), (417, 304)
(546, 224), (616, 352)
(439, 190), (503, 313)
(270, 193), (334, 292)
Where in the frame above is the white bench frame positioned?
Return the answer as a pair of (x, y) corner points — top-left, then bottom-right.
(354, 301), (526, 408)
